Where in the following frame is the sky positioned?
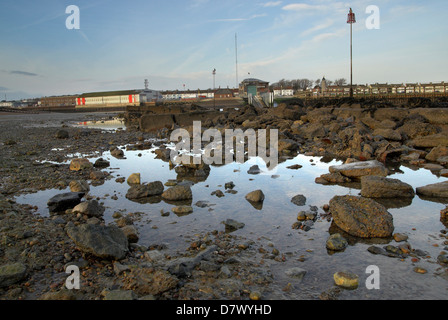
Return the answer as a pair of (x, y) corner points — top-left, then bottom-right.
(0, 0), (447, 100)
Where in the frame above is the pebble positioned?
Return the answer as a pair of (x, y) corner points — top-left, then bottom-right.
(333, 271), (359, 290)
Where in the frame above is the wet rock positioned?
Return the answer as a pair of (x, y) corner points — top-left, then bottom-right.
(329, 160), (388, 179)
(39, 289), (77, 300)
(55, 129), (69, 139)
(0, 263), (27, 288)
(438, 254), (448, 264)
(69, 158), (93, 171)
(126, 181), (164, 200)
(69, 180), (90, 193)
(127, 173), (141, 185)
(247, 165), (261, 175)
(393, 233), (409, 242)
(110, 147), (124, 158)
(72, 200), (105, 218)
(286, 164), (303, 170)
(211, 190), (225, 198)
(172, 206), (193, 215)
(162, 185), (192, 201)
(326, 233), (348, 251)
(225, 181), (235, 190)
(224, 219), (245, 232)
(94, 158), (110, 168)
(316, 172), (352, 184)
(333, 271), (359, 289)
(167, 245), (218, 277)
(90, 171), (105, 181)
(285, 267), (307, 281)
(48, 192), (84, 213)
(360, 176), (415, 198)
(121, 225), (139, 243)
(291, 194), (307, 206)
(416, 181), (448, 198)
(66, 223), (128, 260)
(329, 195), (394, 238)
(245, 190), (265, 203)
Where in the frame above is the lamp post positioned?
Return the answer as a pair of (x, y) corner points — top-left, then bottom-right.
(347, 8), (356, 98)
(212, 68), (216, 108)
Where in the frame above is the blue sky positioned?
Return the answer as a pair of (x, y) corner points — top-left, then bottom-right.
(1, 0), (447, 100)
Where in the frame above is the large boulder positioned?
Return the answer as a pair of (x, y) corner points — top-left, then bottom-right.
(48, 192), (84, 213)
(329, 195), (394, 238)
(329, 160), (388, 179)
(245, 190), (265, 203)
(416, 181), (448, 198)
(162, 185), (192, 201)
(66, 223), (128, 260)
(360, 176), (415, 198)
(410, 133), (448, 148)
(126, 181), (164, 200)
(72, 200), (105, 218)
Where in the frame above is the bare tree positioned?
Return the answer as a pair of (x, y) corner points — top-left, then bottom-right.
(334, 78), (347, 86)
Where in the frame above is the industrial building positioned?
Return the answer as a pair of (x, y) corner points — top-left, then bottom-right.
(76, 89), (162, 107)
(239, 78), (270, 98)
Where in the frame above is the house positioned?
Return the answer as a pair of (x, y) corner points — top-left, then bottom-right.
(214, 88), (234, 99)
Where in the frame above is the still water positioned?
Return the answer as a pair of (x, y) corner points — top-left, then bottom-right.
(16, 140), (448, 300)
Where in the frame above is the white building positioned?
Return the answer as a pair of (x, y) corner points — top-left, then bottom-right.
(76, 89), (162, 107)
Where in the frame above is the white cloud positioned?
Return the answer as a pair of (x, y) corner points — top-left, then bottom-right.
(262, 1), (282, 7)
(301, 19), (334, 36)
(282, 3), (326, 11)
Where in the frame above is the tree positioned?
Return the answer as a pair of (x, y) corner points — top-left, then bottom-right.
(334, 78), (347, 86)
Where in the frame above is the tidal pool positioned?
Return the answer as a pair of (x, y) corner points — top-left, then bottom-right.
(16, 142), (448, 300)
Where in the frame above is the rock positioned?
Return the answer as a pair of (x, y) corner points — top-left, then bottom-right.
(410, 133), (448, 148)
(416, 181), (448, 198)
(0, 263), (27, 288)
(39, 289), (77, 300)
(48, 192), (84, 213)
(329, 160), (388, 179)
(55, 129), (69, 139)
(72, 200), (105, 218)
(120, 225), (139, 243)
(171, 206), (193, 215)
(90, 171), (105, 180)
(360, 176), (415, 198)
(224, 219), (245, 232)
(162, 185), (192, 201)
(126, 181), (164, 200)
(285, 267), (307, 281)
(329, 195), (394, 238)
(127, 173), (141, 185)
(316, 172), (352, 184)
(373, 128), (402, 141)
(286, 164), (303, 170)
(211, 190), (225, 198)
(123, 269), (178, 296)
(168, 245), (218, 277)
(291, 194), (307, 206)
(245, 190), (265, 203)
(69, 180), (90, 193)
(66, 223), (128, 260)
(393, 233), (409, 242)
(441, 169), (448, 178)
(333, 271), (359, 289)
(111, 147), (124, 158)
(103, 290), (136, 300)
(425, 145), (448, 162)
(94, 158), (110, 168)
(326, 233), (348, 251)
(225, 181), (235, 190)
(69, 158), (93, 171)
(247, 165), (261, 175)
(438, 254), (448, 264)
(297, 211), (307, 221)
(278, 139), (299, 152)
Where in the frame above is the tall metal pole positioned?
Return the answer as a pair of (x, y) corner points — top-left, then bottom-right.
(350, 21), (353, 98)
(347, 8), (356, 98)
(213, 68), (216, 108)
(235, 33), (239, 89)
